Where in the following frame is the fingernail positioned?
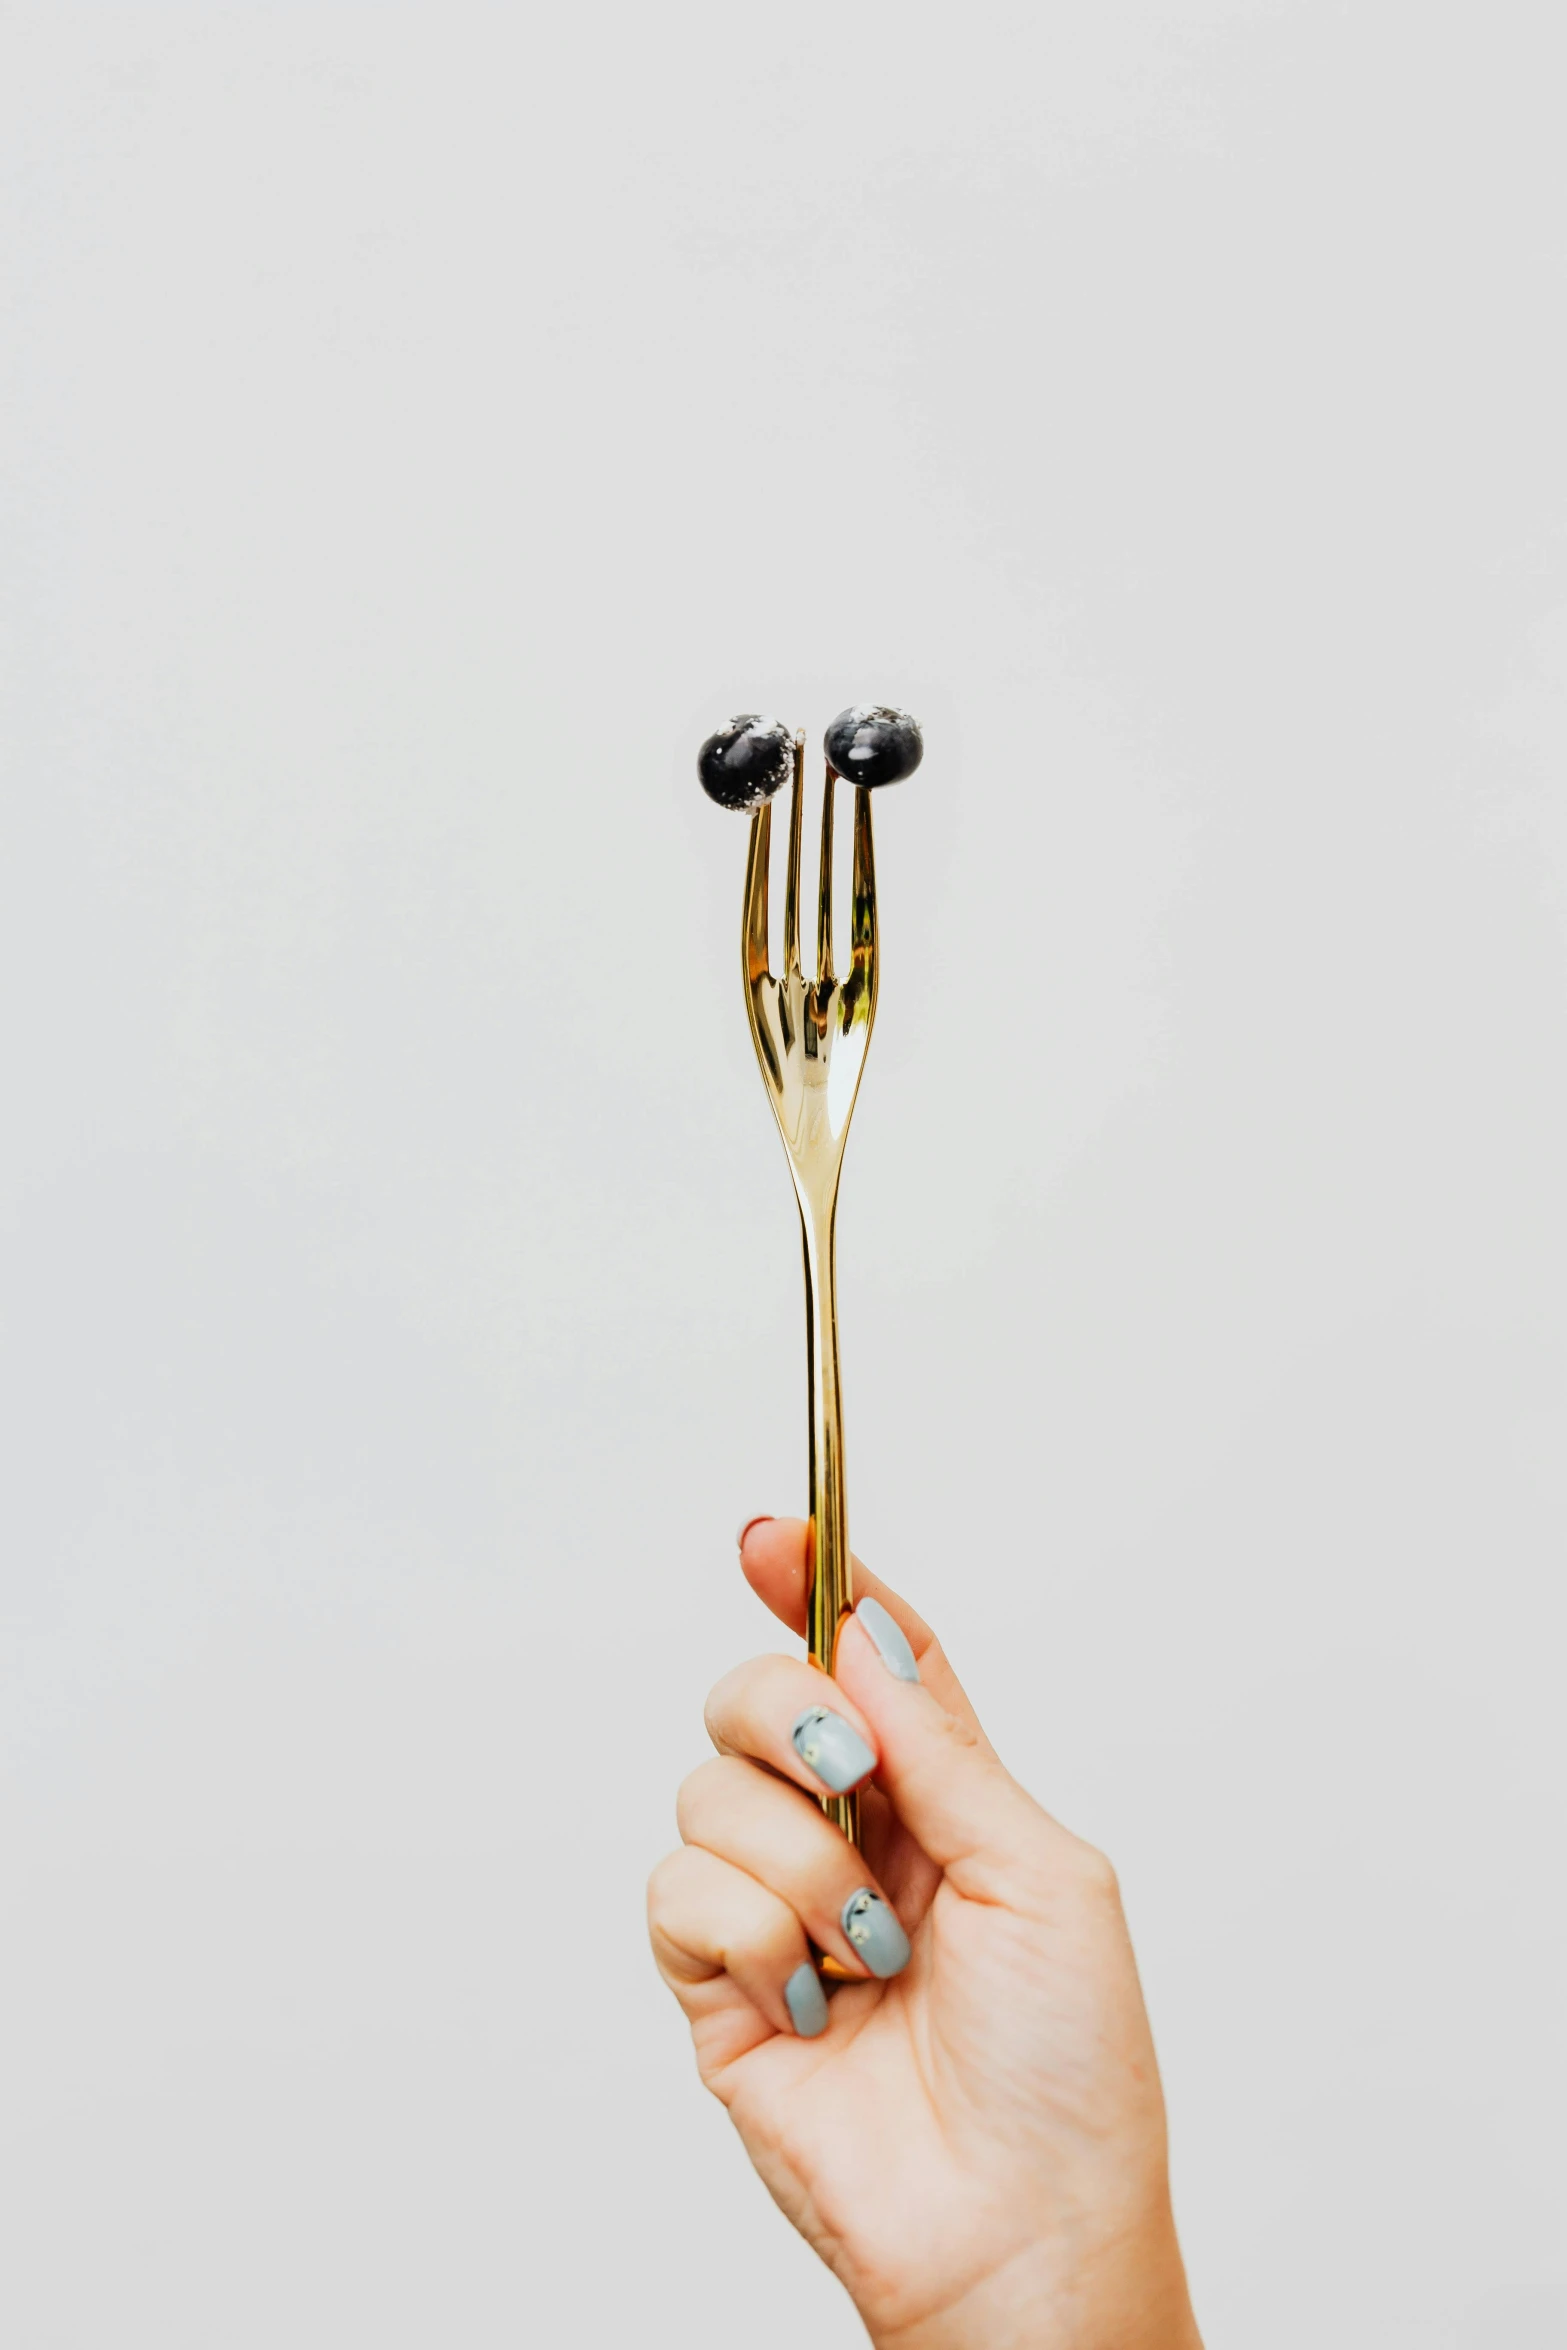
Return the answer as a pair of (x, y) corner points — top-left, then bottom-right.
(736, 1515), (773, 1557)
(856, 1596), (920, 1683)
(784, 1961), (829, 2038)
(791, 1706), (875, 1794)
(841, 1888), (911, 1980)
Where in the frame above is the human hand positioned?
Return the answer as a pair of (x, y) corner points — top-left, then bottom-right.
(647, 1519), (1203, 2350)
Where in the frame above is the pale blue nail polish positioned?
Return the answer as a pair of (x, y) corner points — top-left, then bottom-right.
(791, 1706), (875, 1794)
(841, 1888), (911, 1979)
(785, 1961), (829, 2038)
(856, 1596), (919, 1683)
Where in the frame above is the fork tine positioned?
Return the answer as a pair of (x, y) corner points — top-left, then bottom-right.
(744, 800), (771, 983)
(816, 764), (836, 981)
(851, 782), (877, 988)
(782, 731), (805, 976)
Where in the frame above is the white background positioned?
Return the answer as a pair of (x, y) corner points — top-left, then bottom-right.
(2, 6), (1564, 2344)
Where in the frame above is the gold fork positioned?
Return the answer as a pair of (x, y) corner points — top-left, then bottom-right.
(743, 730), (878, 1852)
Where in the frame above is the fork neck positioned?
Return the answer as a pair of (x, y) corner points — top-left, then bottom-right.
(796, 1186), (853, 1693)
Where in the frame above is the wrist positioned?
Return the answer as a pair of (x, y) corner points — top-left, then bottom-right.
(868, 2214), (1201, 2350)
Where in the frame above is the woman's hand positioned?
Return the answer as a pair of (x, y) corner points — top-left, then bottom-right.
(647, 1518), (1203, 2350)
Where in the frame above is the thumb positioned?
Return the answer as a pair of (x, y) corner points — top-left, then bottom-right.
(833, 1602), (1050, 1896)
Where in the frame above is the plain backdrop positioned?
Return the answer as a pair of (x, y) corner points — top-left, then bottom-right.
(2, 5), (1564, 2345)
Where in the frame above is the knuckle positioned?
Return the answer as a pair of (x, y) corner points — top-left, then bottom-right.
(1072, 1840), (1121, 1906)
(701, 1655), (780, 1751)
(700, 1663), (743, 1740)
(929, 1702), (982, 1755)
(673, 1763), (712, 1835)
(674, 1753), (743, 1838)
(644, 1850), (688, 1941)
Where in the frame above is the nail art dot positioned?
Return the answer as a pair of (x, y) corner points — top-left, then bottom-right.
(794, 1707), (827, 1768)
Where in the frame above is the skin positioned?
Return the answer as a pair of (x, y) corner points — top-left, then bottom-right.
(646, 1518), (1204, 2350)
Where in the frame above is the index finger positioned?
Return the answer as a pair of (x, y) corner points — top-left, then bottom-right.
(736, 1516), (991, 1746)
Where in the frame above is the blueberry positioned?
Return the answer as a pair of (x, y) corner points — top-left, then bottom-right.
(823, 705), (922, 789)
(698, 715), (795, 811)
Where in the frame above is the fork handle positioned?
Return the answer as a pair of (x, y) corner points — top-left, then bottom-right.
(799, 1187), (860, 1853)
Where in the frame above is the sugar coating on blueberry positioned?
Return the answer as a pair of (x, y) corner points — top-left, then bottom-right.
(698, 715), (795, 811)
(823, 706), (922, 789)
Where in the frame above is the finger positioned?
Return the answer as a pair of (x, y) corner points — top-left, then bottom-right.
(737, 1515), (931, 1647)
(705, 1653), (879, 1801)
(736, 1516), (988, 1741)
(647, 1844), (828, 2041)
(678, 1756), (912, 1982)
(832, 1609), (1059, 1899)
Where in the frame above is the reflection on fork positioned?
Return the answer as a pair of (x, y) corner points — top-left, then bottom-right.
(743, 731), (878, 1853)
